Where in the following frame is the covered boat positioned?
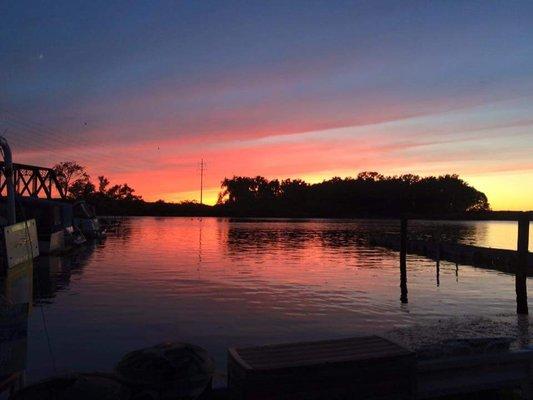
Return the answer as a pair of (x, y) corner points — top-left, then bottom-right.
(73, 201), (105, 239)
(12, 197), (86, 254)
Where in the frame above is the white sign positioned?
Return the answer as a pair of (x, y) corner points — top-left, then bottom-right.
(4, 219), (39, 269)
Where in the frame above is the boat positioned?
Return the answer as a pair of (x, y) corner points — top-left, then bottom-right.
(11, 197), (86, 254)
(73, 201), (105, 239)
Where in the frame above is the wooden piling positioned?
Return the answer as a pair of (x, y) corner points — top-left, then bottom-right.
(516, 213), (530, 315)
(436, 243), (441, 287)
(400, 218), (408, 303)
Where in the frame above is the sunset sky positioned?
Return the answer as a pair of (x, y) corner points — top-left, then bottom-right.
(1, 1), (532, 210)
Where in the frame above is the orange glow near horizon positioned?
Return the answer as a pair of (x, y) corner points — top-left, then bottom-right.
(465, 172), (533, 212)
(14, 110), (532, 211)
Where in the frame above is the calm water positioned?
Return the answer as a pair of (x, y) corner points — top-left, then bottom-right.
(3, 217), (533, 383)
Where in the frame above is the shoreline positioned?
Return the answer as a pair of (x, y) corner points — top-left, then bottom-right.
(97, 211), (533, 221)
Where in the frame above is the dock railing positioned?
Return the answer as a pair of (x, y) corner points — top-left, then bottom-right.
(399, 212), (531, 314)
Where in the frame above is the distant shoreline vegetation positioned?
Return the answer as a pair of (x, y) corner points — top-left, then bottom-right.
(51, 162), (505, 219)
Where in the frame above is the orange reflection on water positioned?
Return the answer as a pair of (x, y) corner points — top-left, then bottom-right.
(24, 217), (533, 384)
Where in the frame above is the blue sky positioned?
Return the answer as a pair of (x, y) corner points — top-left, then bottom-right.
(1, 1), (533, 208)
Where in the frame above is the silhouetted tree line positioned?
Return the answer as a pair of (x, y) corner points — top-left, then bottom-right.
(53, 162), (491, 217)
(53, 161), (212, 216)
(216, 172), (490, 217)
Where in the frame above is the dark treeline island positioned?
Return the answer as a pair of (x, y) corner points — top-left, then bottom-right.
(215, 172), (490, 217)
(52, 161), (504, 218)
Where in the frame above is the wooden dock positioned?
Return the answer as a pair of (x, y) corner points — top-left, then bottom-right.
(387, 214), (531, 315)
(368, 234), (533, 272)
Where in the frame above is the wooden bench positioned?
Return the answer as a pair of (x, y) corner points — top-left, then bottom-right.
(228, 335), (415, 400)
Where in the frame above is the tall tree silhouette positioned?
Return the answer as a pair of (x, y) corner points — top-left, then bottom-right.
(53, 161), (92, 199)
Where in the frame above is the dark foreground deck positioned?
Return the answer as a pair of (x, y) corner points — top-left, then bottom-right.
(226, 335), (533, 400)
(229, 336), (415, 399)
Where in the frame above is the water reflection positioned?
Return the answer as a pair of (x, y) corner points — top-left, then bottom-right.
(224, 219), (517, 254)
(34, 243), (98, 303)
(198, 218), (203, 267)
(436, 260), (440, 287)
(8, 218), (532, 386)
(2, 262), (33, 310)
(412, 220), (533, 251)
(0, 241), (99, 397)
(225, 221), (379, 258)
(409, 221), (482, 245)
(0, 261), (32, 396)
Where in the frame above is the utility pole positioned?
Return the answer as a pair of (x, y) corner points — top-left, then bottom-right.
(199, 159), (204, 205)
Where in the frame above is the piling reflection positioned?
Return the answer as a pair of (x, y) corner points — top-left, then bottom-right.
(517, 314), (530, 348)
(436, 260), (440, 287)
(400, 219), (408, 304)
(0, 261), (32, 396)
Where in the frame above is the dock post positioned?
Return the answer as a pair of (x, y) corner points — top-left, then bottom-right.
(516, 213), (529, 315)
(436, 243), (441, 287)
(400, 218), (408, 303)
